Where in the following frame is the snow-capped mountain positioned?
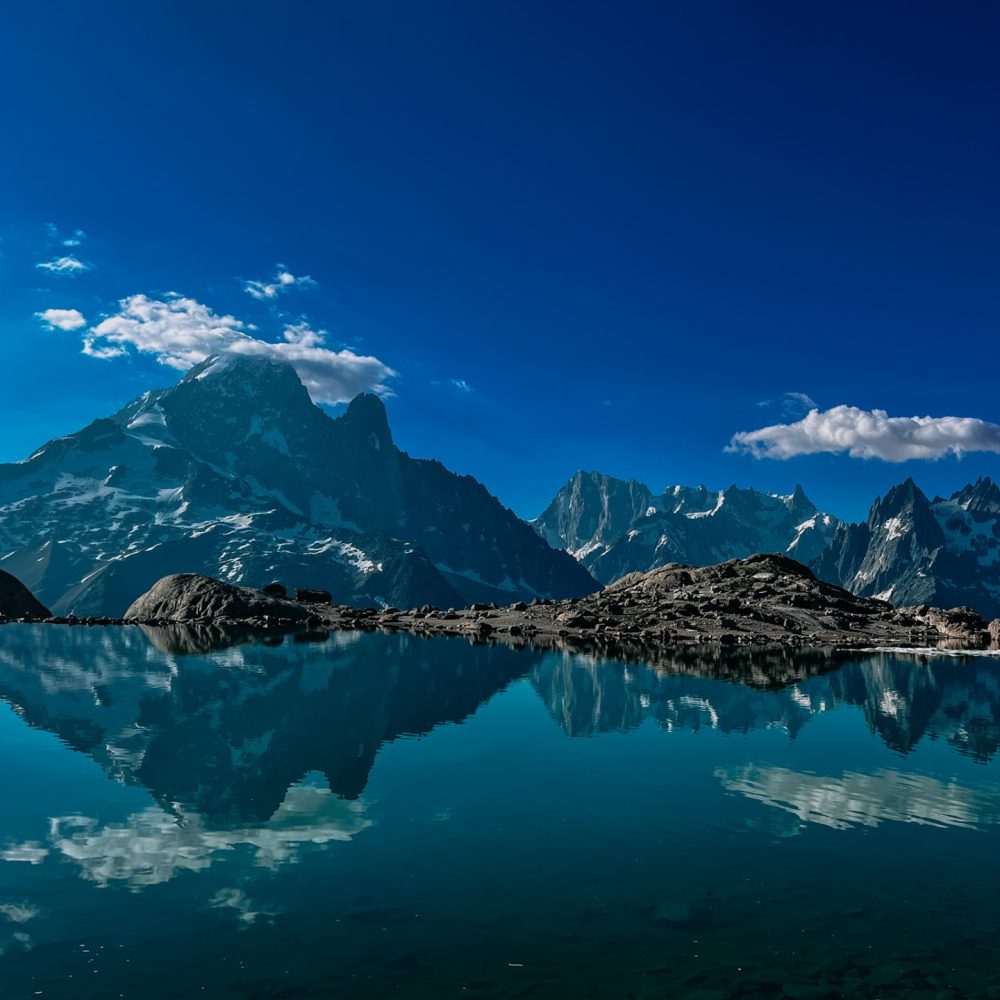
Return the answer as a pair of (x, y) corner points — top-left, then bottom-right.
(533, 470), (842, 585)
(813, 477), (1000, 618)
(0, 354), (596, 614)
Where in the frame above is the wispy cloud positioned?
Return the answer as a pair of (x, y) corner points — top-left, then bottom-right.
(44, 222), (87, 247)
(36, 255), (90, 275)
(36, 307), (87, 331)
(432, 377), (474, 393)
(728, 405), (1000, 461)
(242, 266), (316, 301)
(755, 391), (818, 420)
(85, 293), (396, 404)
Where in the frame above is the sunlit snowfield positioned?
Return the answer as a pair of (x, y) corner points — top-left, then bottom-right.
(1, 624), (999, 998)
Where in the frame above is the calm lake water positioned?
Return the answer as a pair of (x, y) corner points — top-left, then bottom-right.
(1, 625), (999, 998)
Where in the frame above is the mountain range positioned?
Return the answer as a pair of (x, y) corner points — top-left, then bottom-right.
(0, 354), (595, 615)
(533, 470), (1000, 619)
(815, 476), (1000, 616)
(2, 354), (999, 619)
(532, 470), (843, 583)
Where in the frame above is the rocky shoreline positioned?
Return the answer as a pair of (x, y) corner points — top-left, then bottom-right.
(5, 554), (998, 659)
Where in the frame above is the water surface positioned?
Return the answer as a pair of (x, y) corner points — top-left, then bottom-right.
(1, 624), (999, 997)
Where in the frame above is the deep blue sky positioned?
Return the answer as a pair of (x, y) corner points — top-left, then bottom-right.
(2, 1), (999, 522)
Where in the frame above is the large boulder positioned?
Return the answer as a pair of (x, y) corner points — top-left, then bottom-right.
(989, 619), (1000, 649)
(124, 573), (313, 624)
(0, 569), (51, 619)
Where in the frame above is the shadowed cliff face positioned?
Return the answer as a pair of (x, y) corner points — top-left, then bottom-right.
(532, 471), (843, 583)
(813, 477), (1000, 618)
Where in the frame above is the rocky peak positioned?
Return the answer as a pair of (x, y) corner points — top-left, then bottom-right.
(532, 471), (655, 554)
(868, 477), (938, 535)
(951, 476), (1000, 514)
(788, 483), (813, 514)
(338, 392), (394, 452)
(184, 351), (299, 385)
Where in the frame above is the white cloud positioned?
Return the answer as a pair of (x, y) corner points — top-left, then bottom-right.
(82, 338), (126, 360)
(89, 293), (248, 369)
(36, 255), (90, 274)
(45, 223), (87, 247)
(243, 266), (316, 300)
(85, 294), (396, 404)
(36, 307), (86, 331)
(756, 391), (818, 419)
(728, 405), (1000, 462)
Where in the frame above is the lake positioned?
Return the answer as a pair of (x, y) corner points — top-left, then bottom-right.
(1, 624), (999, 998)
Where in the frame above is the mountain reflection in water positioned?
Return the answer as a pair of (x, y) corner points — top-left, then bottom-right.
(2, 624), (1000, 998)
(0, 628), (998, 811)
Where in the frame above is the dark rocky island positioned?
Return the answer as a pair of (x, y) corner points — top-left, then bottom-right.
(116, 553), (1000, 655)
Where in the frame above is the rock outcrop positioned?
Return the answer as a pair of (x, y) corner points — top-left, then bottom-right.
(0, 569), (51, 619)
(119, 554), (1000, 655)
(123, 573), (313, 625)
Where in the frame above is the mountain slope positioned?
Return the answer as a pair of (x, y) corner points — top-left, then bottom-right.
(534, 471), (841, 584)
(0, 355), (596, 614)
(813, 477), (1000, 617)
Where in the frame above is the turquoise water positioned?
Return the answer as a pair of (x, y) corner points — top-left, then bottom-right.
(1, 626), (999, 997)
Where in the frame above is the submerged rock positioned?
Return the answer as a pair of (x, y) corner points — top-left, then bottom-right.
(0, 569), (51, 619)
(124, 573), (312, 624)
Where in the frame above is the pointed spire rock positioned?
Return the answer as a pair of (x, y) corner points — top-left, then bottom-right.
(340, 393), (394, 451)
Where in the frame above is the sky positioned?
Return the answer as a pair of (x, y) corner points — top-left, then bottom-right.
(1, 1), (999, 523)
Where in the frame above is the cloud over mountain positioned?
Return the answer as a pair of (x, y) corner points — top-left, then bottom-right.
(728, 405), (1000, 461)
(84, 293), (395, 403)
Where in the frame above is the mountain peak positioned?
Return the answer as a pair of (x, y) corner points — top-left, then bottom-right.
(951, 476), (1000, 513)
(339, 393), (393, 449)
(787, 483), (814, 514)
(881, 476), (926, 507)
(184, 351), (296, 384)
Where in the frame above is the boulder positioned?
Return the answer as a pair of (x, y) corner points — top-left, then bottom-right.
(295, 587), (332, 605)
(989, 619), (1000, 649)
(262, 581), (288, 599)
(0, 569), (51, 619)
(920, 606), (987, 641)
(124, 574), (313, 623)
